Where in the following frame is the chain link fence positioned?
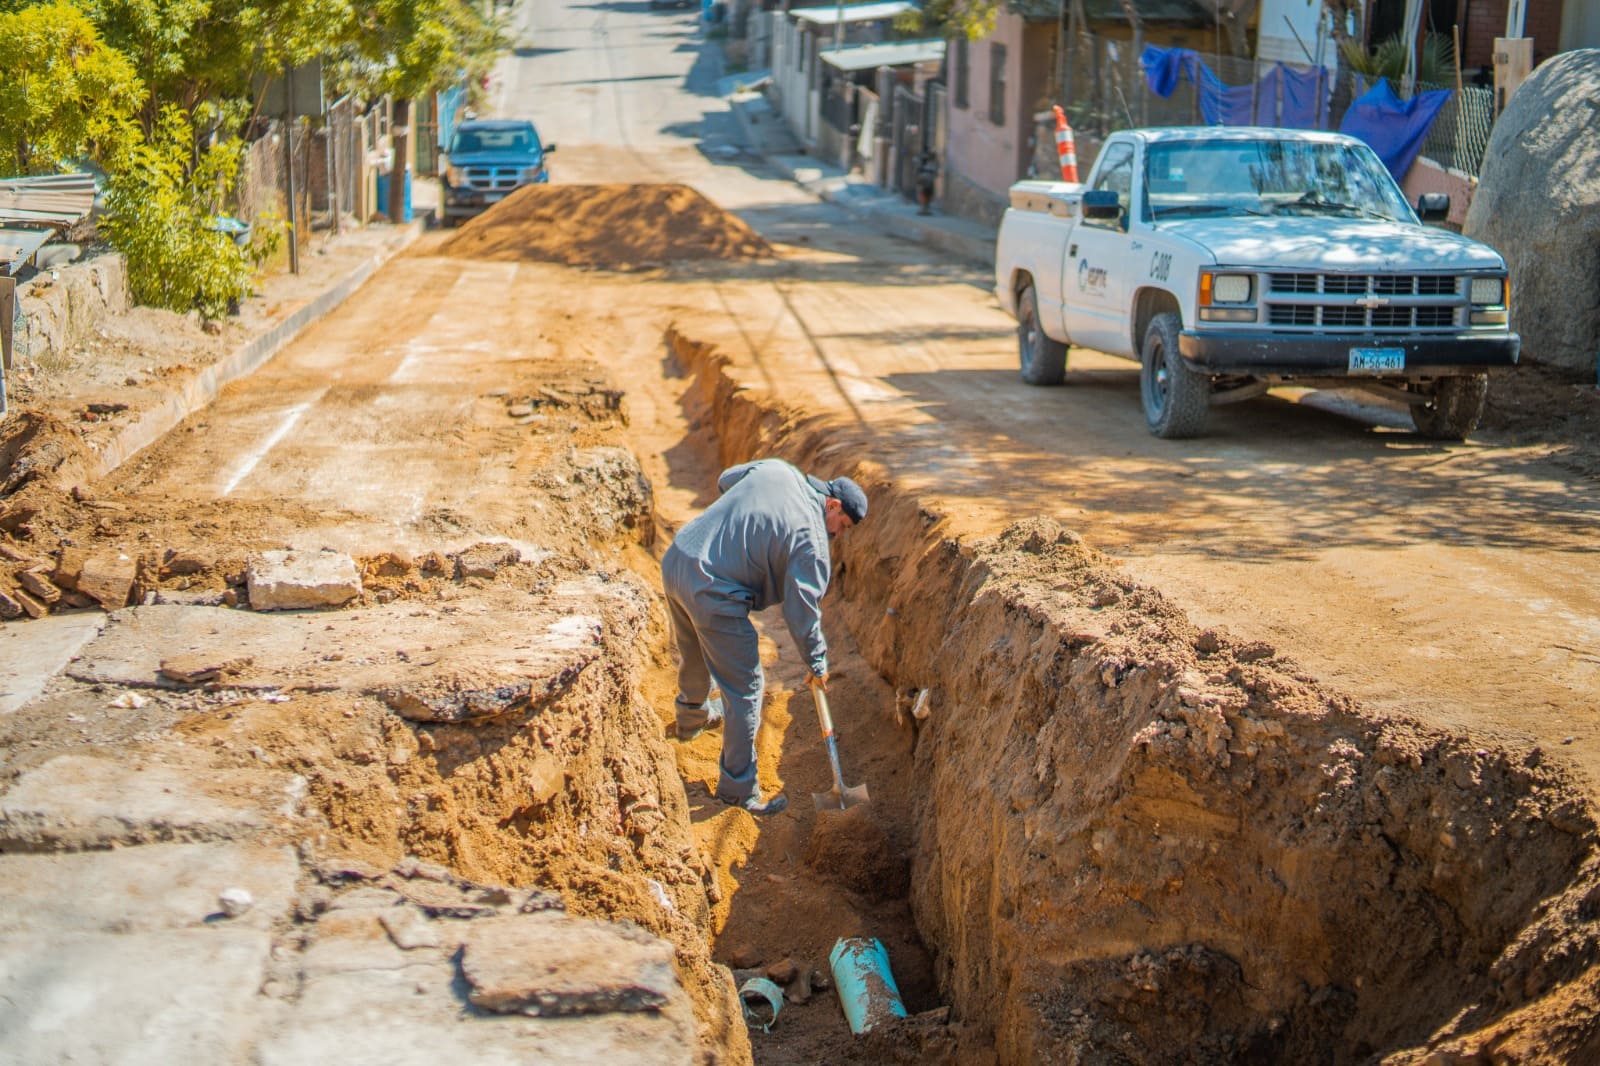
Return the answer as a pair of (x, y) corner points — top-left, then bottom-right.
(1407, 80), (1494, 176)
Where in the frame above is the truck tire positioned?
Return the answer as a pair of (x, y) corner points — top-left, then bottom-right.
(1017, 285), (1068, 386)
(1411, 373), (1488, 440)
(1140, 311), (1210, 438)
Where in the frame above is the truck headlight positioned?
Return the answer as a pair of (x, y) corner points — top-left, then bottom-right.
(1469, 277), (1505, 306)
(1211, 274), (1253, 304)
(520, 164), (545, 182)
(445, 165), (467, 186)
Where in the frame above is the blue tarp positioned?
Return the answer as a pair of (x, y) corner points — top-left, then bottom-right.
(1141, 46), (1225, 124)
(1280, 65), (1330, 129)
(1338, 80), (1452, 179)
(1140, 44), (1329, 130)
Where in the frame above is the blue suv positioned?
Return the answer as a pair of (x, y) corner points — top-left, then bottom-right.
(441, 119), (556, 225)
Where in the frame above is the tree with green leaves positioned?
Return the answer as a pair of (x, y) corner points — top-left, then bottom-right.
(99, 105), (278, 317)
(0, 0), (143, 175)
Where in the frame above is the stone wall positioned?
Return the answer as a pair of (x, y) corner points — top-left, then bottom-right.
(16, 253), (129, 366)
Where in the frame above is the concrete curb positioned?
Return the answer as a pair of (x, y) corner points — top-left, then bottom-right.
(88, 222), (424, 478)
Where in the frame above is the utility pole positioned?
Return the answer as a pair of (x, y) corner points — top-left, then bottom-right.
(284, 69), (299, 275)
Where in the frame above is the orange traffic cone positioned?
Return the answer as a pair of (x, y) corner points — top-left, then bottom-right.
(1053, 106), (1079, 183)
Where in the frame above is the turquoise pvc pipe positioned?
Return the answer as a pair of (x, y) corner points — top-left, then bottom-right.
(829, 937), (908, 1034)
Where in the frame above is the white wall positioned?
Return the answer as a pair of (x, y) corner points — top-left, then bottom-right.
(1257, 0), (1340, 68)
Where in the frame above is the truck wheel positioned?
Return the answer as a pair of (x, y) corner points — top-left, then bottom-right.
(1411, 373), (1488, 440)
(1017, 285), (1068, 386)
(1140, 311), (1210, 438)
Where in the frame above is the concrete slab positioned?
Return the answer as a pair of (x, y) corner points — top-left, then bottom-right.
(0, 611), (107, 715)
(461, 913), (677, 1016)
(0, 842), (299, 935)
(0, 753), (305, 850)
(67, 594), (615, 720)
(258, 959), (697, 1066)
(0, 927), (271, 1065)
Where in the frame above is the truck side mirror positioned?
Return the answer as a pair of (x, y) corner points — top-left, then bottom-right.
(1416, 192), (1449, 222)
(1082, 190), (1120, 220)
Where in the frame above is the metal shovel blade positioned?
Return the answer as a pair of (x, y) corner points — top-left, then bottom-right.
(809, 689), (871, 811)
(812, 781), (871, 811)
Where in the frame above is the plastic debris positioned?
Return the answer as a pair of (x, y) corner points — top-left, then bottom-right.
(738, 977), (785, 1032)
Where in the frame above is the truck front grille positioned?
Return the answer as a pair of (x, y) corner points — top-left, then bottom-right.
(1263, 272), (1462, 332)
(462, 166), (522, 191)
(1266, 304), (1461, 329)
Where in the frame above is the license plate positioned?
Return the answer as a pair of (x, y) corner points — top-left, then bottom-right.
(483, 192), (505, 203)
(1348, 347), (1405, 374)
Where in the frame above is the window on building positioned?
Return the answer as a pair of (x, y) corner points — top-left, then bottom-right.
(953, 37), (969, 110)
(988, 43), (1007, 126)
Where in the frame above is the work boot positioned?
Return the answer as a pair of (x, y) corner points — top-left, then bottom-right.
(674, 695), (725, 743)
(717, 788), (788, 817)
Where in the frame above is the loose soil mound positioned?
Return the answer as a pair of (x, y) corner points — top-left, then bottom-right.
(804, 805), (909, 901)
(438, 184), (772, 269)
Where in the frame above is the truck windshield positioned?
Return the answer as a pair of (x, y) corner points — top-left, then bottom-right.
(1145, 139), (1412, 223)
(449, 126), (539, 154)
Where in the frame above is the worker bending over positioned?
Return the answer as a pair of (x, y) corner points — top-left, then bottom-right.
(661, 458), (867, 816)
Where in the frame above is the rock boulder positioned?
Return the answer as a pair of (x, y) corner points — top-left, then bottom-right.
(1463, 49), (1600, 377)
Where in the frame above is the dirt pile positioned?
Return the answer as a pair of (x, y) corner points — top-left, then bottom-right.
(438, 184), (772, 269)
(804, 805), (908, 901)
(671, 326), (1600, 1063)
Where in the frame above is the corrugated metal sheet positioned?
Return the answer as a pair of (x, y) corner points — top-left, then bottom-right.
(793, 2), (913, 26)
(0, 228), (53, 272)
(0, 173), (96, 227)
(820, 38), (945, 71)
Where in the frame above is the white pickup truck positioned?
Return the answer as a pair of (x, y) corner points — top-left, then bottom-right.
(994, 127), (1519, 438)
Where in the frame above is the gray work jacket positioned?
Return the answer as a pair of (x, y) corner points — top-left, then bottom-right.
(666, 459), (831, 677)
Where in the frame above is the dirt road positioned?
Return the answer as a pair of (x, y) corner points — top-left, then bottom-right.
(487, 0), (1600, 785)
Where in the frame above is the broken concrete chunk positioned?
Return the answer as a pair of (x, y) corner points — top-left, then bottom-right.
(452, 542), (521, 581)
(461, 915), (677, 1016)
(375, 669), (538, 723)
(246, 550), (362, 611)
(162, 547), (217, 576)
(0, 589), (22, 620)
(394, 880), (498, 919)
(51, 547), (87, 590)
(379, 907), (442, 951)
(14, 589), (46, 619)
(159, 652), (252, 685)
(76, 553), (138, 609)
(150, 589), (229, 607)
(16, 569), (61, 605)
(313, 855), (389, 884)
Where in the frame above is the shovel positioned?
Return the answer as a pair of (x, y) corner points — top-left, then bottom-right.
(809, 685), (871, 811)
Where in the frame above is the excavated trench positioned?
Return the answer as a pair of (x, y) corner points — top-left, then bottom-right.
(667, 327), (1600, 1063)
